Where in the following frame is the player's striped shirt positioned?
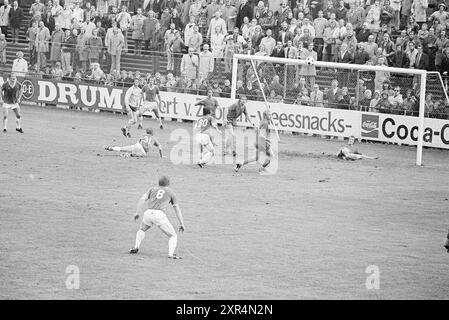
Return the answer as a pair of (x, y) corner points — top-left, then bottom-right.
(143, 85), (159, 102)
(146, 186), (178, 213)
(2, 80), (22, 104)
(195, 115), (215, 133)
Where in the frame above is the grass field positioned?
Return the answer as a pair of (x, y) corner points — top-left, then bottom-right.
(0, 105), (448, 300)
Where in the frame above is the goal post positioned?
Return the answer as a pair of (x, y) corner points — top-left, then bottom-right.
(248, 59), (280, 141)
(417, 72), (427, 167)
(232, 53), (428, 166)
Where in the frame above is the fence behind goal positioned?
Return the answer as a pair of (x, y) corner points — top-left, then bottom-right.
(231, 54), (435, 166)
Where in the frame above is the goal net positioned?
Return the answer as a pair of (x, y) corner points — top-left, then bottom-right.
(231, 53), (431, 166)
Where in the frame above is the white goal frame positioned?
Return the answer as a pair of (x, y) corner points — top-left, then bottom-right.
(231, 54), (427, 166)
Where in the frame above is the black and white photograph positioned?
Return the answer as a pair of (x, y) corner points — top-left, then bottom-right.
(1, 0), (448, 304)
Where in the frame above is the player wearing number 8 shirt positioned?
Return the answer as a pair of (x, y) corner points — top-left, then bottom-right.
(138, 78), (164, 130)
(1, 73), (24, 133)
(195, 114), (221, 168)
(129, 176), (185, 259)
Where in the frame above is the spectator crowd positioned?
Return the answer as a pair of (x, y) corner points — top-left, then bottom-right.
(1, 0), (449, 118)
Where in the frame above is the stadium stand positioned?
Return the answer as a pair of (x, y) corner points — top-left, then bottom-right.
(0, 0), (449, 118)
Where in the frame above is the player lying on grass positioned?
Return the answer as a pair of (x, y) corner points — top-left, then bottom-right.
(121, 79), (142, 138)
(234, 110), (272, 175)
(138, 77), (164, 130)
(105, 128), (163, 158)
(195, 114), (221, 168)
(1, 73), (24, 133)
(337, 136), (378, 160)
(223, 95), (254, 157)
(129, 175), (185, 259)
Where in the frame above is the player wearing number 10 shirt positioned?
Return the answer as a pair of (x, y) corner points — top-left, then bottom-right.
(129, 176), (185, 259)
(194, 115), (221, 168)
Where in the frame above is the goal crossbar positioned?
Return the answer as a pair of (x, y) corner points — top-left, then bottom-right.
(234, 53), (427, 75)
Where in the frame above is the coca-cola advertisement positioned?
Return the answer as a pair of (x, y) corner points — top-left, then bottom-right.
(361, 114), (379, 138)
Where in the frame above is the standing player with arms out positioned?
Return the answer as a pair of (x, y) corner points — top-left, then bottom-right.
(195, 114), (221, 168)
(121, 78), (142, 138)
(129, 175), (185, 259)
(223, 95), (254, 157)
(234, 110), (272, 175)
(104, 128), (163, 158)
(1, 73), (23, 133)
(337, 136), (378, 160)
(194, 88), (219, 117)
(138, 78), (164, 130)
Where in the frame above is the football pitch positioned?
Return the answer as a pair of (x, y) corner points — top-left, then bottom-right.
(0, 106), (448, 299)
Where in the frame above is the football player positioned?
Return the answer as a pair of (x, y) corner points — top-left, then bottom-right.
(337, 136), (378, 160)
(223, 95), (254, 157)
(234, 110), (272, 175)
(194, 88), (219, 117)
(105, 128), (163, 158)
(121, 78), (143, 138)
(1, 73), (23, 133)
(138, 78), (164, 130)
(129, 175), (185, 259)
(194, 114), (221, 168)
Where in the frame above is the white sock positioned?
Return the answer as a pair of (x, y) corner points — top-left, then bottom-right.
(134, 230), (145, 249)
(3, 118), (7, 130)
(201, 151), (213, 164)
(112, 147), (121, 152)
(168, 235), (177, 256)
(16, 118), (21, 129)
(225, 137), (232, 153)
